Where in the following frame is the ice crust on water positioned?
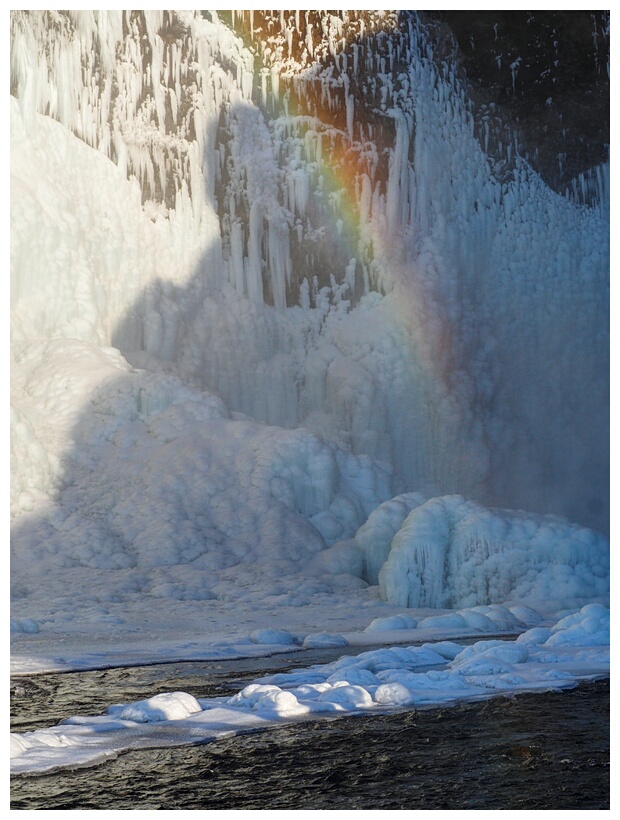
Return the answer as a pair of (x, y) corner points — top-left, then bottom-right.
(249, 629), (298, 646)
(9, 11), (608, 661)
(10, 605), (609, 776)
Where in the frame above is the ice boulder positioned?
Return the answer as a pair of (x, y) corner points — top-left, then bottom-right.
(377, 496), (609, 608)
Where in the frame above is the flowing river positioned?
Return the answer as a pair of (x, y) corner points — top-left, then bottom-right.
(10, 652), (609, 811)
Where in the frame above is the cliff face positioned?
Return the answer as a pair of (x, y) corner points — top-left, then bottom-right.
(223, 10), (610, 198)
(429, 11), (609, 194)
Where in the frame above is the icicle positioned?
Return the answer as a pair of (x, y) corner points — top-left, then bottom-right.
(306, 23), (313, 58)
(385, 108), (411, 235)
(270, 65), (279, 107)
(346, 93), (355, 143)
(299, 278), (310, 310)
(229, 219), (245, 295)
(246, 202), (264, 305)
(267, 219), (291, 311)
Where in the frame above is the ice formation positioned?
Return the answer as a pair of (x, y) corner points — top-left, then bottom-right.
(376, 496), (609, 608)
(10, 11), (609, 619)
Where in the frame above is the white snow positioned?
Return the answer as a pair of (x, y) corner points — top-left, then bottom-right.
(110, 692), (203, 723)
(9, 9), (609, 781)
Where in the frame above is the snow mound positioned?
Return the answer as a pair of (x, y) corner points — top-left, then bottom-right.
(374, 682), (416, 707)
(302, 633), (350, 649)
(229, 685), (309, 716)
(249, 629), (298, 646)
(543, 603), (609, 647)
(109, 692), (202, 723)
(365, 613), (419, 631)
(316, 683), (374, 709)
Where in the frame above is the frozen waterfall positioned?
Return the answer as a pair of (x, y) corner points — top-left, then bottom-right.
(10, 11), (609, 611)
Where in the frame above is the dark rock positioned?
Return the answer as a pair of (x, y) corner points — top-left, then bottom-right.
(426, 11), (610, 192)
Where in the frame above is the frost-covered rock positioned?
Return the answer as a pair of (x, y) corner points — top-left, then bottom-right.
(248, 689), (308, 716)
(316, 683), (374, 709)
(374, 682), (416, 707)
(543, 603), (609, 647)
(417, 613), (469, 630)
(516, 627), (554, 646)
(506, 605), (544, 626)
(452, 640), (530, 669)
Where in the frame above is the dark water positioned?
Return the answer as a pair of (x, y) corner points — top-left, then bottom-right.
(11, 660), (609, 810)
(10, 644), (409, 733)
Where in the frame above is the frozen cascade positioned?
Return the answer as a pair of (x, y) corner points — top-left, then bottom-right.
(10, 11), (609, 607)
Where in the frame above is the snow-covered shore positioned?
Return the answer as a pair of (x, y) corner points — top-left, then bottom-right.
(11, 602), (609, 776)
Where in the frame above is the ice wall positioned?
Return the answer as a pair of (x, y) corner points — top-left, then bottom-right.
(10, 9), (609, 595)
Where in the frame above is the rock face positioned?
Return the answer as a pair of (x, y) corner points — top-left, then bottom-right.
(225, 10), (609, 205)
(428, 11), (610, 195)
